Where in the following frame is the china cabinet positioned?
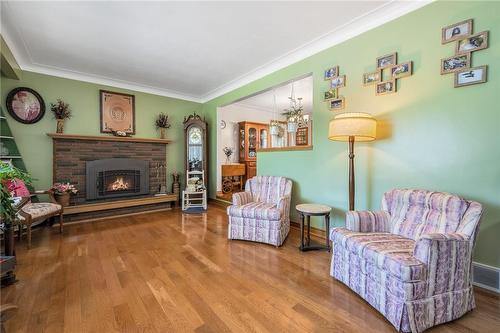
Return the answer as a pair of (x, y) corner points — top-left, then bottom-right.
(238, 121), (269, 183)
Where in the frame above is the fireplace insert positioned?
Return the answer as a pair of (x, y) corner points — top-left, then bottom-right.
(86, 158), (149, 200)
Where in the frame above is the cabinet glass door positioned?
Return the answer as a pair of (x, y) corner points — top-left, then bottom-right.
(260, 128), (268, 149)
(248, 127), (257, 158)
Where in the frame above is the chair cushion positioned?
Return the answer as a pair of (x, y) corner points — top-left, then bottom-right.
(331, 228), (426, 282)
(21, 202), (62, 220)
(227, 202), (281, 221)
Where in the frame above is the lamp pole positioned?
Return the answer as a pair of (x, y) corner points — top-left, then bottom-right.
(348, 136), (355, 211)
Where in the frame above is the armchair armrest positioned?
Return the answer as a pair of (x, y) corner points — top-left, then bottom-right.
(232, 191), (252, 206)
(276, 195), (291, 213)
(346, 210), (390, 232)
(414, 233), (473, 294)
(31, 189), (58, 204)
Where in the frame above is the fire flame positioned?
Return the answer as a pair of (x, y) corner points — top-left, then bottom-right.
(109, 177), (129, 191)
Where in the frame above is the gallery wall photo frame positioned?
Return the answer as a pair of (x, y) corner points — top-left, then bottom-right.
(455, 31), (489, 55)
(440, 53), (471, 75)
(442, 19), (473, 44)
(391, 61), (413, 79)
(376, 52), (397, 69)
(376, 80), (396, 96)
(329, 97), (345, 111)
(99, 90), (136, 134)
(454, 65), (488, 87)
(324, 66), (339, 80)
(363, 70), (382, 86)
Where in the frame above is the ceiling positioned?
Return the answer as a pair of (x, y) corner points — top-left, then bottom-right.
(231, 75), (313, 115)
(1, 1), (429, 102)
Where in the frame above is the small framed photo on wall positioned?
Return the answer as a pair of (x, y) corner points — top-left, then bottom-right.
(376, 52), (397, 69)
(455, 65), (487, 87)
(324, 66), (339, 80)
(376, 80), (396, 95)
(324, 89), (338, 101)
(329, 97), (345, 110)
(100, 90), (135, 134)
(441, 54), (470, 74)
(330, 75), (346, 89)
(391, 61), (412, 79)
(455, 31), (488, 55)
(442, 19), (473, 44)
(363, 71), (381, 86)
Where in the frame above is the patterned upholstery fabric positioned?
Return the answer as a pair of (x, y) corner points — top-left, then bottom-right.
(22, 202), (62, 220)
(330, 189), (482, 332)
(227, 176), (292, 247)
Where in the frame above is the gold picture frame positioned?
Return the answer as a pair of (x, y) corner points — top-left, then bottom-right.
(376, 52), (397, 69)
(324, 89), (339, 101)
(324, 66), (339, 80)
(455, 31), (489, 55)
(330, 75), (346, 89)
(376, 80), (396, 95)
(391, 61), (413, 79)
(363, 70), (382, 86)
(454, 65), (487, 87)
(440, 54), (471, 75)
(442, 19), (473, 44)
(329, 97), (345, 110)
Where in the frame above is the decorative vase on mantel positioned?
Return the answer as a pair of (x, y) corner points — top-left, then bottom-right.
(159, 127), (166, 139)
(56, 118), (65, 133)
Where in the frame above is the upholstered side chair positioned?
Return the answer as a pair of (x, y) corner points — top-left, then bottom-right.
(227, 176), (292, 247)
(330, 189), (482, 333)
(8, 179), (64, 249)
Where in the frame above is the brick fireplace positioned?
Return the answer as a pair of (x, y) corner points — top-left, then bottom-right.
(49, 134), (169, 206)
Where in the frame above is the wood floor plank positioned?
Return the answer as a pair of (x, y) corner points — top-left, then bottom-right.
(1, 205), (499, 333)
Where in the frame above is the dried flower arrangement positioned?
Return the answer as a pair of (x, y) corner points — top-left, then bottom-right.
(50, 99), (72, 119)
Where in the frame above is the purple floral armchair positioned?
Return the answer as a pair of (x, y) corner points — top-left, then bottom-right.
(227, 176), (292, 247)
(330, 189), (482, 332)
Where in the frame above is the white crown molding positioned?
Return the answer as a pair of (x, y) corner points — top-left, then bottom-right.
(1, 0), (432, 104)
(200, 0), (433, 103)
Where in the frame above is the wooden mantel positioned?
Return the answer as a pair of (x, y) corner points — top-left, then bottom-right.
(47, 133), (172, 144)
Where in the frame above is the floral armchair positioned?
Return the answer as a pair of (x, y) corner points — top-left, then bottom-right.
(330, 189), (482, 332)
(227, 176), (292, 247)
(7, 179), (63, 249)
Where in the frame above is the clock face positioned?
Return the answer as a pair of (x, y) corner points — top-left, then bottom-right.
(220, 120), (226, 129)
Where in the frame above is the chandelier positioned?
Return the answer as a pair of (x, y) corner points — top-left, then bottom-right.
(282, 83), (308, 129)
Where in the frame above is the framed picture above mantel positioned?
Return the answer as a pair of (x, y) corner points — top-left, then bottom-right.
(100, 90), (135, 135)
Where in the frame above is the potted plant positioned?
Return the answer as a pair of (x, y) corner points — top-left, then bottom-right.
(50, 99), (72, 133)
(0, 162), (32, 256)
(155, 113), (171, 139)
(50, 183), (78, 207)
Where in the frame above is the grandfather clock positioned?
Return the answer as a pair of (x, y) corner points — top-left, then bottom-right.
(183, 113), (208, 188)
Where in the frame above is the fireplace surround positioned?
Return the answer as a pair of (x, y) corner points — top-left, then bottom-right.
(86, 158), (149, 200)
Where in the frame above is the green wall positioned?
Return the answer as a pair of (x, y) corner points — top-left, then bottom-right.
(1, 71), (202, 191)
(202, 1), (500, 268)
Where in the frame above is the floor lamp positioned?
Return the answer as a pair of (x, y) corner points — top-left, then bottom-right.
(328, 113), (376, 211)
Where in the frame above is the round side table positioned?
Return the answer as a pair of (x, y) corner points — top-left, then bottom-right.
(296, 203), (331, 252)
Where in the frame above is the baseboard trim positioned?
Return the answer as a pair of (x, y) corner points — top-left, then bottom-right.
(51, 207), (173, 225)
(472, 262), (500, 294)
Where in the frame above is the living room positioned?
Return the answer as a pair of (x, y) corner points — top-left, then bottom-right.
(0, 1), (498, 332)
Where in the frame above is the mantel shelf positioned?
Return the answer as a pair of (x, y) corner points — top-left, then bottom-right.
(47, 133), (172, 144)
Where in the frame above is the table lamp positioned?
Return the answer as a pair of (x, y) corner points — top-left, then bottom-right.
(328, 112), (376, 211)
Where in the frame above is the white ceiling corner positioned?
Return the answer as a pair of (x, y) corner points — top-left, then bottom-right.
(1, 1), (431, 104)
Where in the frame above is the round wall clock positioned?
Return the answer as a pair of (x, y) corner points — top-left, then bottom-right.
(220, 119), (226, 129)
(6, 87), (45, 124)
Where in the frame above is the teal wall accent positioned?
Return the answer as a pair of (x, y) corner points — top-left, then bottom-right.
(1, 71), (202, 191)
(202, 1), (500, 268)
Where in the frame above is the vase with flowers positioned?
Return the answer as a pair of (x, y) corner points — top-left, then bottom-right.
(223, 147), (234, 164)
(155, 113), (171, 139)
(50, 99), (72, 133)
(50, 183), (78, 207)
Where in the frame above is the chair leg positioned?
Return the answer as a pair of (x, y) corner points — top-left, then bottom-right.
(59, 212), (64, 233)
(17, 225), (22, 241)
(27, 224), (32, 249)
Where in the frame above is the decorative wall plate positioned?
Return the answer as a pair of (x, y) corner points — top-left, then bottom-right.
(6, 87), (45, 124)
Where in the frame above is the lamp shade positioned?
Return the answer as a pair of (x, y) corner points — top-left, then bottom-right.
(328, 112), (376, 142)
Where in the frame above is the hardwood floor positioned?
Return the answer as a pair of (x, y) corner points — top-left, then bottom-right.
(2, 205), (499, 332)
